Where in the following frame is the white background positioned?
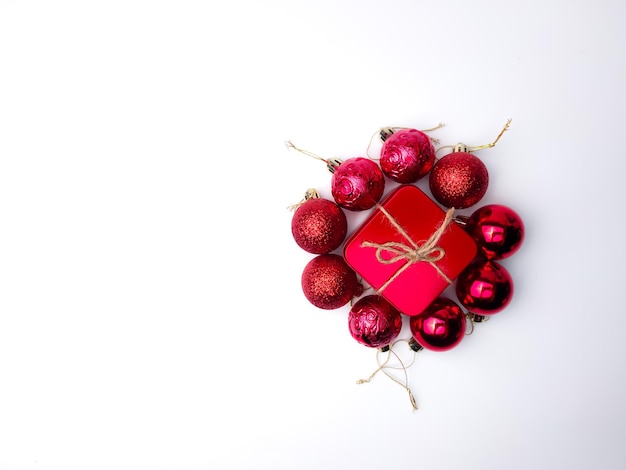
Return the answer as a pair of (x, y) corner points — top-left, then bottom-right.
(1, 0), (625, 469)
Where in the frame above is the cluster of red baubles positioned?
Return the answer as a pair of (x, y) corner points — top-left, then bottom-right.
(291, 125), (524, 353)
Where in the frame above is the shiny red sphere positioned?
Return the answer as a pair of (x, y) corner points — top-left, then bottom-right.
(291, 198), (348, 254)
(380, 129), (435, 183)
(429, 152), (488, 208)
(455, 260), (513, 314)
(409, 297), (466, 351)
(348, 295), (402, 348)
(465, 204), (524, 259)
(301, 254), (363, 310)
(331, 157), (385, 211)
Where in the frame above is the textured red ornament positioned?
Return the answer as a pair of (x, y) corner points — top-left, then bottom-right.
(465, 204), (524, 260)
(409, 297), (466, 351)
(380, 129), (436, 183)
(429, 152), (489, 208)
(291, 197), (348, 254)
(455, 260), (513, 314)
(331, 157), (385, 211)
(348, 295), (402, 348)
(301, 254), (363, 310)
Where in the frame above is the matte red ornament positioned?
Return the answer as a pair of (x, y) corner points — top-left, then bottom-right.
(380, 129), (436, 183)
(409, 297), (466, 351)
(455, 260), (513, 314)
(348, 295), (402, 348)
(291, 196), (348, 254)
(301, 254), (363, 310)
(331, 157), (385, 211)
(344, 185), (477, 316)
(465, 204), (525, 259)
(429, 151), (489, 208)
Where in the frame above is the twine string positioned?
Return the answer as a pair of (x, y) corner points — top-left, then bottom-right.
(356, 348), (391, 385)
(285, 140), (329, 163)
(365, 128), (384, 160)
(286, 188), (319, 211)
(357, 340), (418, 410)
(435, 119), (511, 154)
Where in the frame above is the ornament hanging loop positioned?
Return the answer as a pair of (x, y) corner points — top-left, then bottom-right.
(286, 140), (342, 173)
(465, 312), (476, 335)
(366, 122), (445, 159)
(465, 118), (511, 152)
(465, 311), (490, 333)
(356, 339), (419, 411)
(436, 119), (512, 154)
(287, 188), (320, 211)
(421, 122), (446, 133)
(285, 140), (325, 162)
(365, 129), (387, 159)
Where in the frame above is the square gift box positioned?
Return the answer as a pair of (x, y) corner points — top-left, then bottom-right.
(344, 185), (477, 316)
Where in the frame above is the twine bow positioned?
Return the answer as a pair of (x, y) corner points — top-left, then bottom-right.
(361, 204), (455, 293)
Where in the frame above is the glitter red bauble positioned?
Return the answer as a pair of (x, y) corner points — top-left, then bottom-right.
(291, 197), (348, 254)
(409, 297), (466, 352)
(465, 204), (525, 260)
(348, 295), (402, 348)
(331, 157), (385, 211)
(380, 129), (436, 183)
(301, 254), (363, 310)
(455, 260), (513, 314)
(429, 152), (489, 208)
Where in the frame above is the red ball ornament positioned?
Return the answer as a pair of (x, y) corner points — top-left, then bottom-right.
(301, 254), (363, 310)
(409, 297), (466, 352)
(348, 295), (402, 348)
(428, 120), (512, 209)
(291, 195), (348, 254)
(379, 128), (436, 183)
(331, 157), (385, 211)
(455, 260), (513, 314)
(429, 151), (488, 209)
(465, 204), (525, 259)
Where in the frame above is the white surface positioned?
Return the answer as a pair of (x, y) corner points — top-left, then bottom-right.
(1, 0), (625, 469)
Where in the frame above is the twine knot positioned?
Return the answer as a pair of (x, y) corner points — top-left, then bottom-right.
(362, 240), (446, 266)
(361, 205), (455, 291)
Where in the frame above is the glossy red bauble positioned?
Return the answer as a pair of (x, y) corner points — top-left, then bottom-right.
(455, 260), (513, 314)
(379, 129), (436, 183)
(429, 152), (489, 208)
(348, 295), (402, 348)
(465, 204), (524, 259)
(331, 157), (385, 211)
(291, 197), (348, 254)
(301, 254), (363, 310)
(409, 297), (466, 352)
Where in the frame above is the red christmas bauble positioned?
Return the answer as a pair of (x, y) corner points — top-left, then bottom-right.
(291, 197), (348, 254)
(465, 204), (524, 259)
(348, 295), (402, 348)
(380, 129), (435, 183)
(331, 157), (385, 211)
(455, 260), (513, 314)
(301, 254), (363, 310)
(409, 297), (466, 352)
(429, 152), (488, 208)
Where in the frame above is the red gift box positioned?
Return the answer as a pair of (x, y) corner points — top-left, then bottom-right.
(344, 185), (477, 316)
